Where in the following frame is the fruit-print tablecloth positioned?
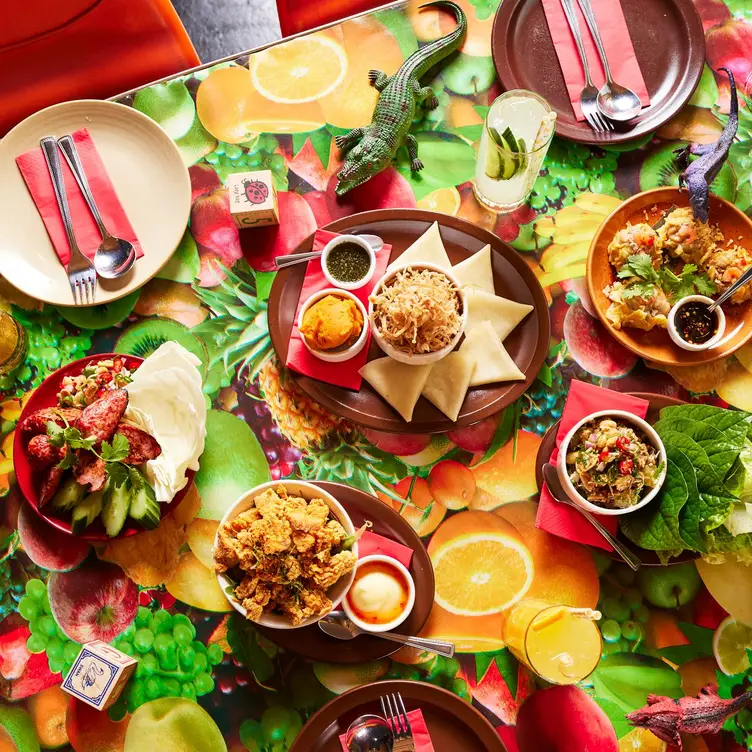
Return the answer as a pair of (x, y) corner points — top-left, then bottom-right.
(1, 0), (752, 750)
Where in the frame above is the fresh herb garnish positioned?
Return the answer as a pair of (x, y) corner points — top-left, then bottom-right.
(617, 253), (716, 302)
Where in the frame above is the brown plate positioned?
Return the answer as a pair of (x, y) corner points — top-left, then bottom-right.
(534, 391), (698, 565)
(254, 482), (435, 663)
(587, 188), (752, 365)
(268, 209), (550, 433)
(491, 0), (705, 144)
(289, 680), (506, 752)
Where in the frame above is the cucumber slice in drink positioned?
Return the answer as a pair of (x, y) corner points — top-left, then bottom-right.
(486, 127), (518, 180)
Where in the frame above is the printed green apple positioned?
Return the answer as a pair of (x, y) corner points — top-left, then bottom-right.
(133, 82), (196, 140)
(637, 562), (701, 609)
(441, 54), (496, 96)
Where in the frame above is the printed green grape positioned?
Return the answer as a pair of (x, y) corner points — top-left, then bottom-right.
(600, 619), (622, 643)
(601, 596), (631, 622)
(134, 628), (155, 653)
(173, 624), (193, 646)
(26, 634), (47, 654)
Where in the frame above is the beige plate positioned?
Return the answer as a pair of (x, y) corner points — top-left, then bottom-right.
(0, 100), (191, 306)
(587, 187), (752, 366)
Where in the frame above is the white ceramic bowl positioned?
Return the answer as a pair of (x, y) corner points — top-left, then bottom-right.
(321, 234), (376, 291)
(214, 480), (357, 629)
(667, 294), (726, 351)
(298, 288), (369, 363)
(341, 554), (416, 633)
(556, 409), (667, 517)
(368, 262), (467, 365)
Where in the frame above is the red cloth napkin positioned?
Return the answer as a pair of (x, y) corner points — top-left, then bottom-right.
(540, 0), (650, 121)
(286, 229), (391, 390)
(16, 129), (143, 267)
(358, 531), (413, 569)
(340, 709), (435, 752)
(536, 380), (649, 550)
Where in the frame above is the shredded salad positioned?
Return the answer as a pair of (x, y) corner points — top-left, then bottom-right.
(566, 418), (662, 509)
(369, 267), (462, 355)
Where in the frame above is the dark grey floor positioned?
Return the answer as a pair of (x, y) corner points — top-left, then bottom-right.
(172, 0), (282, 64)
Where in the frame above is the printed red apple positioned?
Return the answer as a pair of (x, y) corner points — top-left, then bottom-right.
(516, 685), (618, 752)
(706, 20), (752, 109)
(240, 191), (317, 272)
(693, 0), (731, 31)
(67, 696), (130, 752)
(48, 560), (138, 643)
(188, 163), (222, 203)
(447, 412), (503, 453)
(360, 427), (432, 455)
(190, 189), (242, 285)
(563, 301), (637, 378)
(17, 502), (91, 572)
(325, 167), (416, 221)
(302, 190), (332, 228)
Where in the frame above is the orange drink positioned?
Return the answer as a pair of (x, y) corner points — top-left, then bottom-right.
(502, 599), (602, 684)
(0, 310), (26, 376)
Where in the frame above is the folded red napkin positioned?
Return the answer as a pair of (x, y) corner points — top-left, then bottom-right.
(340, 709), (435, 752)
(358, 531), (413, 569)
(540, 0), (650, 121)
(536, 380), (650, 550)
(16, 129), (143, 267)
(286, 229), (391, 390)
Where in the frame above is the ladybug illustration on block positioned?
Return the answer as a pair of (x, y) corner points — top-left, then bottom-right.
(242, 178), (269, 205)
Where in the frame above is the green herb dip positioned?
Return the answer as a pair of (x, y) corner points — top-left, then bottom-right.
(326, 243), (371, 284)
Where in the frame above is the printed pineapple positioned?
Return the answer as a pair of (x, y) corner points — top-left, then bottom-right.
(192, 261), (407, 495)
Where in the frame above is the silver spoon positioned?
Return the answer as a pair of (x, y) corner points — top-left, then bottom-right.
(346, 715), (393, 752)
(319, 611), (455, 657)
(575, 0), (642, 121)
(57, 135), (136, 279)
(543, 463), (642, 571)
(275, 234), (384, 269)
(708, 265), (752, 312)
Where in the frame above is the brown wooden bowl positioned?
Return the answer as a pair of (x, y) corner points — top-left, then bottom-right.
(587, 188), (752, 366)
(268, 209), (550, 434)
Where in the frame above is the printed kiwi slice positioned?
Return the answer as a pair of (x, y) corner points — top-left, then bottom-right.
(114, 317), (208, 382)
(56, 290), (140, 331)
(639, 141), (737, 202)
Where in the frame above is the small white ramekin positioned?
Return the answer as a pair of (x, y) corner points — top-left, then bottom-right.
(321, 234), (376, 291)
(298, 288), (369, 363)
(368, 262), (467, 366)
(342, 554), (415, 633)
(556, 409), (667, 517)
(667, 294), (726, 351)
(214, 480), (357, 629)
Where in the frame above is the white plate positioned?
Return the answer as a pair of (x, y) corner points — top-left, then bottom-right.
(0, 100), (191, 306)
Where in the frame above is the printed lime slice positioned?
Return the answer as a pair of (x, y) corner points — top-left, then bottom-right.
(713, 616), (752, 675)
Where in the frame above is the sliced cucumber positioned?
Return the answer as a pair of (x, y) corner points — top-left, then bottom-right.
(101, 482), (131, 538)
(502, 126), (519, 153)
(129, 484), (160, 530)
(70, 490), (105, 536)
(484, 146), (502, 179)
(486, 127), (517, 181)
(50, 478), (85, 512)
(516, 137), (528, 173)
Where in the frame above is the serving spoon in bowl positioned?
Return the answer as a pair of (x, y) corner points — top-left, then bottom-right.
(319, 611), (455, 657)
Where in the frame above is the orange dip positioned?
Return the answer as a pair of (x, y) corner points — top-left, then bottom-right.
(301, 295), (363, 351)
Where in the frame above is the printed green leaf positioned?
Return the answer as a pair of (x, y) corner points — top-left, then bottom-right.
(591, 696), (633, 739)
(659, 623), (715, 665)
(255, 271), (276, 303)
(592, 653), (682, 713)
(475, 405), (515, 466)
(619, 455), (687, 552)
(374, 8), (419, 58)
(226, 613), (275, 685)
(395, 132), (476, 200)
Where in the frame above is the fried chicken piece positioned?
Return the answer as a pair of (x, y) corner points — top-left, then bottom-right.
(292, 530), (316, 554)
(73, 451), (106, 492)
(289, 587), (332, 625)
(214, 525), (243, 572)
(242, 583), (272, 621)
(26, 435), (66, 470)
(19, 407), (82, 439)
(76, 389), (128, 443)
(308, 550), (357, 589)
(250, 517), (292, 555)
(253, 487), (291, 519)
(39, 466), (64, 507)
(235, 575), (259, 600)
(116, 424), (161, 464)
(226, 508), (261, 534)
(287, 498), (330, 532)
(312, 519), (347, 553)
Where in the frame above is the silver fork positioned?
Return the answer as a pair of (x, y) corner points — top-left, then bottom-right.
(558, 0), (613, 133)
(39, 137), (97, 304)
(381, 693), (414, 752)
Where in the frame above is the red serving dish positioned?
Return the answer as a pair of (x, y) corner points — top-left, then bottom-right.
(14, 353), (194, 540)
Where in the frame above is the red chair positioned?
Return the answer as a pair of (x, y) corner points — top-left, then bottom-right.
(0, 0), (199, 136)
(276, 0), (389, 36)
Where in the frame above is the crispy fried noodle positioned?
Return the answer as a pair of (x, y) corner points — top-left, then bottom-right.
(370, 268), (462, 354)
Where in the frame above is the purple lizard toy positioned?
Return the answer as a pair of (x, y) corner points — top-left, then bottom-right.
(675, 67), (739, 223)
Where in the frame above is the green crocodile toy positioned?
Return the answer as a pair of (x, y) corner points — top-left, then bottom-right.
(334, 0), (467, 195)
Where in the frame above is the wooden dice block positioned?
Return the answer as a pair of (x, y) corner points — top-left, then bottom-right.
(61, 641), (137, 710)
(227, 170), (279, 229)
